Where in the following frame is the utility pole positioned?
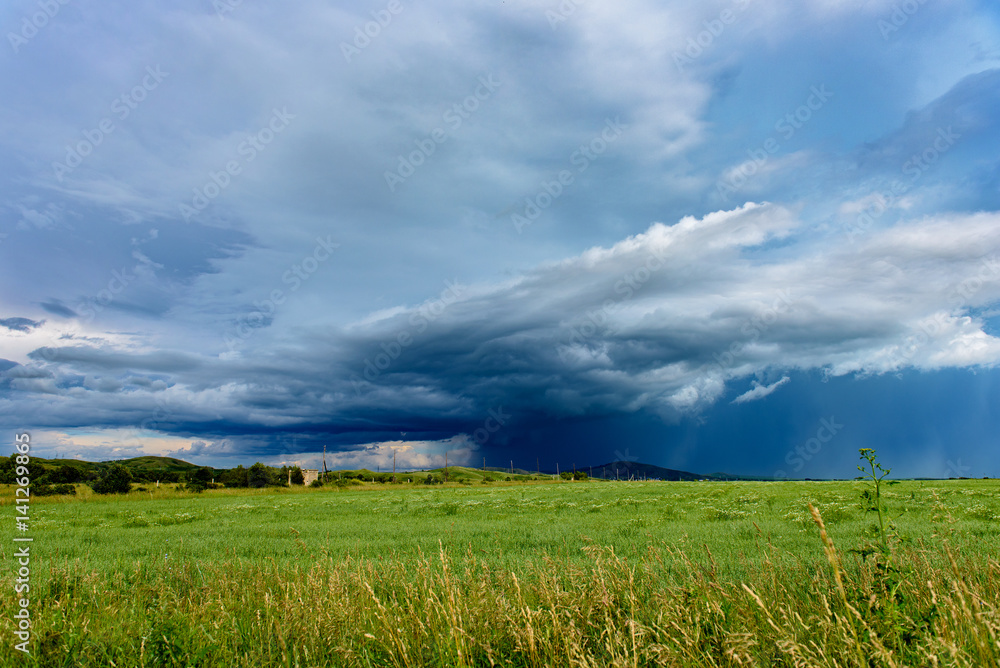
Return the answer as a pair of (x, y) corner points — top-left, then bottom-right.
(556, 463), (559, 479)
(323, 445), (328, 482)
(510, 460), (513, 475)
(483, 457), (486, 472)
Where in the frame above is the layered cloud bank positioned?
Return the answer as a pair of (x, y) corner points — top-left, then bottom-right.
(3, 203), (999, 463)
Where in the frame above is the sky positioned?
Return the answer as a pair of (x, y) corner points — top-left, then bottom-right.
(2, 0), (1000, 478)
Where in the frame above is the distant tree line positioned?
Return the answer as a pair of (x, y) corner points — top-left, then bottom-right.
(0, 458), (82, 496)
(0, 457), (311, 495)
(0, 456), (557, 495)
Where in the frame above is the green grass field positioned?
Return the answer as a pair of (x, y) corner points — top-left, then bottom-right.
(2, 475), (998, 666)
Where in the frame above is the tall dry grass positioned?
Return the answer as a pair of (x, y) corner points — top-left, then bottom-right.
(4, 508), (998, 667)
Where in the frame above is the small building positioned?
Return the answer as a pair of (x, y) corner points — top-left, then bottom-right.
(287, 468), (322, 486)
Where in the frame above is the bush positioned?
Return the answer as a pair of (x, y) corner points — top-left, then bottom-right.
(49, 465), (83, 484)
(0, 457), (47, 484)
(219, 465), (249, 488)
(290, 468), (305, 485)
(248, 462), (270, 489)
(92, 464), (134, 494)
(33, 483), (76, 496)
(309, 478), (323, 488)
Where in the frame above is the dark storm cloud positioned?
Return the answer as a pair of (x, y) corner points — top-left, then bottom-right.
(6, 202), (1000, 464)
(0, 317), (44, 332)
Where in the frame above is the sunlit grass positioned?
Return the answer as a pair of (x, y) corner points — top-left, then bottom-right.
(1, 478), (998, 665)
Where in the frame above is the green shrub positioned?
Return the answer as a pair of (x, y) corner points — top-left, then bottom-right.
(49, 465), (83, 484)
(219, 465), (249, 488)
(92, 464), (133, 494)
(248, 462), (270, 488)
(33, 483), (76, 496)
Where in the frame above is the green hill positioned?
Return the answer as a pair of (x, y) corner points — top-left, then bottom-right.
(589, 461), (720, 481)
(111, 456), (204, 472)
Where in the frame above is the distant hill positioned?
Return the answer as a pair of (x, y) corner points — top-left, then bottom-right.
(0, 455), (212, 482)
(109, 456), (203, 472)
(588, 461), (741, 481)
(587, 461), (701, 480)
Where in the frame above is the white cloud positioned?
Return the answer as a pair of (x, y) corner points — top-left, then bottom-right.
(732, 376), (790, 404)
(272, 437), (478, 472)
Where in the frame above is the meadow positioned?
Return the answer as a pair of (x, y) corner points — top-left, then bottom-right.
(1, 473), (998, 666)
